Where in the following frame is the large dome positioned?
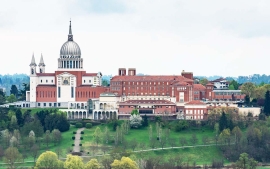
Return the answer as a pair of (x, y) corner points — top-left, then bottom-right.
(60, 41), (81, 57)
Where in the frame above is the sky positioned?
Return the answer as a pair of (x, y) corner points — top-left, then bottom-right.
(0, 0), (270, 77)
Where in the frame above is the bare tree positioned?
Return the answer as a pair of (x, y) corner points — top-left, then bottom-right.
(122, 139), (128, 151)
(44, 130), (51, 149)
(159, 137), (166, 149)
(55, 147), (62, 159)
(169, 138), (176, 148)
(148, 125), (153, 141)
(4, 147), (22, 169)
(165, 128), (170, 141)
(130, 139), (138, 151)
(179, 137), (187, 147)
(30, 144), (39, 162)
(52, 129), (62, 145)
(103, 126), (110, 144)
(149, 138), (157, 149)
(202, 135), (209, 145)
(100, 146), (109, 155)
(0, 146), (4, 160)
(190, 133), (198, 146)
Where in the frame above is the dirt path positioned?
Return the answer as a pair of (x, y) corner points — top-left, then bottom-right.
(73, 128), (85, 152)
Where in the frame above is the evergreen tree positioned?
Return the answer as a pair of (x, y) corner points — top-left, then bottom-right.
(264, 90), (270, 116)
(142, 114), (149, 127)
(15, 109), (24, 127)
(219, 112), (228, 132)
(10, 85), (18, 98)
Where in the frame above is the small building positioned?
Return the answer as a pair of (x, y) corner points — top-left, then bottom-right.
(184, 100), (208, 120)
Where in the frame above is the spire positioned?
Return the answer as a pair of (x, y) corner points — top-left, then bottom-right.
(39, 53), (45, 66)
(68, 20), (73, 41)
(30, 53), (37, 66)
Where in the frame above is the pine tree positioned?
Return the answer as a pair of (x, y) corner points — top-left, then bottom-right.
(264, 91), (270, 116)
(142, 114), (148, 127)
(219, 112), (228, 132)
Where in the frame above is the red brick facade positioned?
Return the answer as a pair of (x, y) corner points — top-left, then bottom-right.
(36, 85), (57, 102)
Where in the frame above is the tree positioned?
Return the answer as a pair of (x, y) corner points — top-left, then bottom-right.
(85, 158), (102, 169)
(149, 138), (157, 149)
(190, 133), (198, 146)
(230, 80), (239, 90)
(129, 114), (142, 128)
(131, 109), (139, 115)
(179, 137), (187, 147)
(31, 144), (40, 162)
(10, 85), (18, 98)
(64, 154), (85, 169)
(9, 115), (18, 131)
(219, 112), (228, 132)
(264, 90), (270, 116)
(4, 147), (22, 169)
(93, 127), (103, 146)
(103, 126), (110, 144)
(142, 114), (148, 127)
(232, 126), (242, 144)
(52, 129), (62, 145)
(219, 129), (231, 145)
(235, 153), (258, 169)
(0, 94), (5, 105)
(111, 156), (139, 169)
(240, 82), (256, 103)
(130, 139), (138, 151)
(229, 84), (235, 90)
(15, 109), (23, 127)
(169, 138), (177, 148)
(148, 125), (153, 140)
(19, 83), (30, 101)
(7, 94), (17, 103)
(199, 78), (209, 86)
(35, 151), (63, 169)
(202, 135), (209, 145)
(55, 147), (62, 159)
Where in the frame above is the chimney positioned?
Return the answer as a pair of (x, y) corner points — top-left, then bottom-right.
(128, 68), (136, 76)
(118, 68), (126, 76)
(181, 70), (193, 80)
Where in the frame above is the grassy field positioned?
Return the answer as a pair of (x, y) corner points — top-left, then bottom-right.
(0, 125), (76, 169)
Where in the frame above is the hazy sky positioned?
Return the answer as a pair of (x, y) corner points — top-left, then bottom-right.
(1, 0), (270, 77)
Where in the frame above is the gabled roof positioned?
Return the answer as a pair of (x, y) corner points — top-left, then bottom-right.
(193, 84), (206, 91)
(83, 73), (97, 76)
(185, 100), (206, 105)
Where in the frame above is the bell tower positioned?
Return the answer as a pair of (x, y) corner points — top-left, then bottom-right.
(29, 53), (37, 75)
(38, 53), (45, 73)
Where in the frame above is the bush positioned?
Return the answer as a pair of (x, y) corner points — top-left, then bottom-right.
(85, 123), (92, 129)
(75, 122), (83, 128)
(71, 152), (82, 156)
(81, 131), (84, 134)
(80, 137), (83, 140)
(72, 136), (75, 140)
(72, 144), (75, 146)
(73, 131), (77, 134)
(79, 144), (82, 146)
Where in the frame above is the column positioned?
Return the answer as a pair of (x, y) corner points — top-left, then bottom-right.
(81, 60), (83, 68)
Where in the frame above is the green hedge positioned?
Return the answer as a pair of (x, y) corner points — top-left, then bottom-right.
(75, 122), (83, 128)
(85, 123), (92, 129)
(72, 137), (75, 140)
(73, 131), (77, 134)
(72, 144), (75, 146)
(81, 131), (84, 134)
(80, 137), (83, 140)
(79, 144), (82, 146)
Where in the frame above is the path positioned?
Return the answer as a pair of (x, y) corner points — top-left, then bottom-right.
(73, 127), (85, 152)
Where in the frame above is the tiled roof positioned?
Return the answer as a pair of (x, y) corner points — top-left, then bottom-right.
(83, 73), (97, 76)
(36, 73), (55, 76)
(111, 75), (193, 82)
(36, 85), (56, 87)
(193, 84), (206, 91)
(206, 83), (214, 86)
(211, 78), (227, 82)
(119, 100), (175, 105)
(185, 100), (206, 105)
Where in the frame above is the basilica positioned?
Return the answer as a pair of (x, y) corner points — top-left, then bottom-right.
(26, 21), (110, 118)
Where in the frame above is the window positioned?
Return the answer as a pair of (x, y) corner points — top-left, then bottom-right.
(58, 87), (61, 98)
(41, 80), (42, 83)
(38, 103), (40, 106)
(84, 80), (85, 83)
(58, 103), (61, 107)
(51, 80), (53, 83)
(89, 80), (91, 83)
(49, 103), (52, 107)
(71, 87), (74, 98)
(43, 103), (46, 106)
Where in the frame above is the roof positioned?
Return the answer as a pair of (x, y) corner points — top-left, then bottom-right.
(193, 84), (206, 91)
(185, 100), (206, 105)
(83, 73), (97, 76)
(36, 85), (56, 87)
(36, 73), (55, 76)
(211, 78), (227, 82)
(206, 83), (214, 86)
(119, 100), (175, 105)
(213, 90), (242, 93)
(111, 75), (193, 82)
(100, 92), (118, 97)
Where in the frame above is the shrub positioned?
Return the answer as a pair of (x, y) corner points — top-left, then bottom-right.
(72, 136), (75, 140)
(75, 122), (83, 128)
(79, 144), (82, 146)
(80, 137), (83, 140)
(71, 152), (82, 156)
(72, 144), (75, 146)
(85, 123), (92, 129)
(81, 131), (84, 134)
(73, 131), (77, 134)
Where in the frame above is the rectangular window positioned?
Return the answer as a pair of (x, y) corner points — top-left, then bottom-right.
(43, 103), (46, 106)
(58, 87), (61, 98)
(58, 103), (61, 107)
(38, 103), (40, 107)
(71, 87), (74, 98)
(49, 103), (52, 107)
